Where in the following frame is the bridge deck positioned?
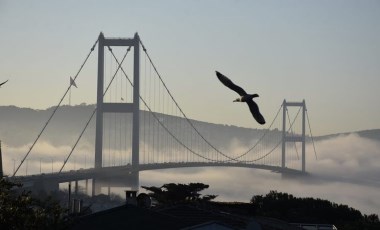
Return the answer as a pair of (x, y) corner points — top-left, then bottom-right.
(11, 163), (306, 186)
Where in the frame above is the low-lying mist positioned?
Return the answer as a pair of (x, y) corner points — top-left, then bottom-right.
(2, 133), (379, 215)
(139, 133), (380, 215)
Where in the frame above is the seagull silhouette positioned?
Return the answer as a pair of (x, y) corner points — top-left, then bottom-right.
(216, 71), (265, 125)
(0, 80), (8, 87)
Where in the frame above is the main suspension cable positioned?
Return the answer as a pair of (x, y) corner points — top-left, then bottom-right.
(306, 110), (318, 160)
(139, 39), (277, 162)
(226, 104), (282, 161)
(13, 38), (99, 176)
(59, 46), (131, 172)
(108, 48), (222, 162)
(241, 106), (302, 163)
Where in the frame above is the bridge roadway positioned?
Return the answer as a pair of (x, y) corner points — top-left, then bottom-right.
(9, 162), (305, 193)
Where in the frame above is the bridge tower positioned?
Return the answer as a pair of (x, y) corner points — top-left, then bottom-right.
(93, 32), (140, 195)
(281, 100), (307, 173)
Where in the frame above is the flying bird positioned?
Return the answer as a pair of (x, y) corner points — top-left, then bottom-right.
(0, 80), (8, 87)
(216, 71), (265, 125)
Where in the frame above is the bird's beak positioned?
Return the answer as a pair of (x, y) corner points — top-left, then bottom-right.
(233, 99), (238, 102)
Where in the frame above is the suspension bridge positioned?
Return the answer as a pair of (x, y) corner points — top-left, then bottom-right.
(8, 33), (316, 196)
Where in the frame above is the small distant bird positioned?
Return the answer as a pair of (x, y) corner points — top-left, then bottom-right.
(0, 80), (8, 87)
(216, 71), (265, 125)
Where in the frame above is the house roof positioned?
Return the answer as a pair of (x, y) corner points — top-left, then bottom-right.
(70, 203), (250, 230)
(155, 204), (249, 229)
(70, 204), (187, 230)
(71, 202), (308, 230)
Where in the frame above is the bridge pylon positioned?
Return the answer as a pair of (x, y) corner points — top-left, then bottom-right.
(281, 100), (307, 173)
(93, 32), (140, 195)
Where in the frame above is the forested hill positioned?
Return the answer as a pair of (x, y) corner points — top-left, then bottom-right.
(0, 104), (271, 148)
(0, 105), (379, 148)
(249, 190), (380, 230)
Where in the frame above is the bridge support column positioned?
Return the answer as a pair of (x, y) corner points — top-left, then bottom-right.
(281, 100), (307, 173)
(68, 182), (72, 212)
(282, 100), (286, 169)
(301, 100), (306, 172)
(132, 33), (140, 190)
(75, 180), (79, 196)
(85, 179), (88, 195)
(95, 33), (105, 171)
(93, 32), (105, 196)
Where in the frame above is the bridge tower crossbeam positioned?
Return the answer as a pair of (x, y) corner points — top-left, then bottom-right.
(281, 100), (307, 173)
(93, 32), (140, 195)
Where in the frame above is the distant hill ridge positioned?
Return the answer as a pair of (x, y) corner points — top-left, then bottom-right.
(314, 129), (380, 142)
(0, 105), (379, 147)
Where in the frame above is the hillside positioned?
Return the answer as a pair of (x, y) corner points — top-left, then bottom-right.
(314, 129), (380, 142)
(0, 104), (276, 149)
(1, 105), (379, 148)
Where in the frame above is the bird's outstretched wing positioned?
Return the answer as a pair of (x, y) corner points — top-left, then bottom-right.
(0, 80), (8, 87)
(246, 100), (266, 125)
(216, 71), (247, 96)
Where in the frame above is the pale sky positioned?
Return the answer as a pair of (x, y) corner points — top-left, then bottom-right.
(1, 0), (379, 136)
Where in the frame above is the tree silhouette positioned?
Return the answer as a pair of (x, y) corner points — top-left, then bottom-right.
(251, 190), (380, 230)
(142, 182), (217, 204)
(0, 179), (67, 229)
